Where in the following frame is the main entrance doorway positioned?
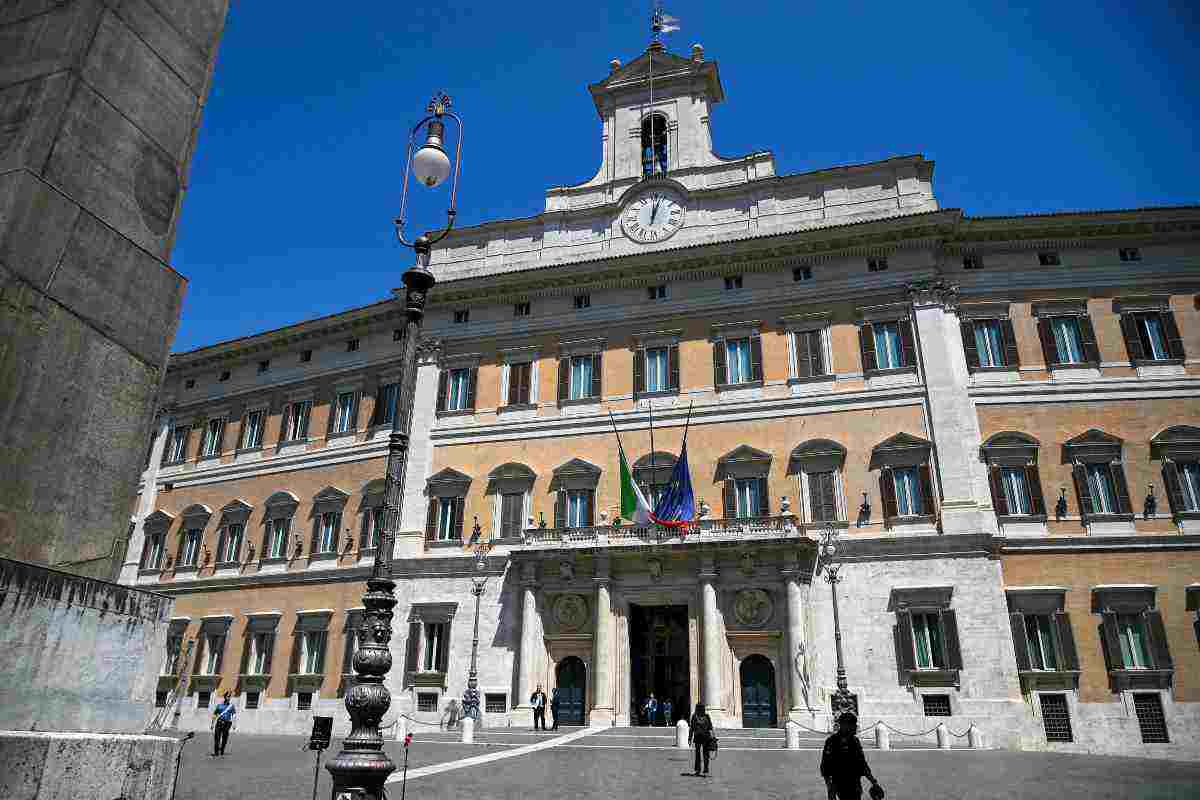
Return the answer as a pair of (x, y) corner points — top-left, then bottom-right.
(629, 604), (690, 726)
(556, 656), (586, 726)
(739, 654), (777, 728)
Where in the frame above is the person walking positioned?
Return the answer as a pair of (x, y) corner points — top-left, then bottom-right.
(643, 693), (658, 727)
(688, 702), (714, 777)
(530, 685), (547, 731)
(661, 698), (673, 727)
(820, 712), (883, 800)
(210, 691), (236, 757)
(550, 688), (561, 730)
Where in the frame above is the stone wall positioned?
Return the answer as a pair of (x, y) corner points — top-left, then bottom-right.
(0, 730), (185, 800)
(0, 558), (173, 733)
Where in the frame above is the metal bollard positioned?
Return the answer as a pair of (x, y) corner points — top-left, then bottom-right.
(936, 723), (951, 750)
(461, 717), (475, 744)
(967, 724), (982, 749)
(875, 723), (890, 751)
(676, 719), (690, 749)
(785, 722), (800, 750)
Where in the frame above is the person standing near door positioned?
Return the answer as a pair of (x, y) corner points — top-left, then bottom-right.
(549, 687), (561, 730)
(530, 685), (547, 731)
(643, 693), (658, 726)
(661, 698), (673, 727)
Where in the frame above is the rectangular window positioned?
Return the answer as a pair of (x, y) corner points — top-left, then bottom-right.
(962, 254), (983, 270)
(507, 362), (532, 405)
(163, 635), (183, 675)
(245, 691), (260, 710)
(868, 257), (888, 272)
(203, 634), (223, 675)
(1117, 614), (1153, 669)
(301, 350), (313, 363)
(1085, 463), (1118, 515)
(793, 329), (826, 378)
(725, 338), (753, 384)
(446, 368), (472, 411)
(1119, 247), (1141, 262)
(645, 347), (669, 392)
(198, 690), (211, 709)
(268, 518), (290, 559)
(201, 418), (224, 457)
(180, 529), (201, 567)
(318, 511), (341, 553)
(422, 623), (446, 671)
(1038, 251), (1061, 266)
(454, 309), (470, 324)
(1135, 314), (1170, 361)
(282, 400), (312, 442)
(514, 302), (531, 317)
(1000, 467), (1032, 516)
(569, 356), (595, 400)
(366, 507), (385, 550)
(808, 471), (839, 522)
(485, 693), (507, 713)
(912, 612), (946, 670)
(221, 524), (243, 563)
(184, 379), (196, 390)
(155, 691), (168, 708)
(250, 632), (272, 674)
(346, 339), (359, 352)
(1025, 615), (1059, 670)
(297, 692), (313, 711)
(574, 294), (591, 309)
(145, 533), (165, 570)
(873, 322), (904, 370)
(1040, 694), (1073, 742)
(436, 498), (458, 541)
(922, 694), (951, 716)
(302, 630), (327, 674)
(417, 692), (438, 712)
(332, 391), (357, 433)
(219, 370), (230, 382)
(258, 360), (270, 373)
(167, 427), (189, 463)
(1133, 693), (1169, 743)
(375, 383), (398, 427)
(734, 477), (762, 518)
(241, 410), (265, 449)
(893, 467), (924, 516)
(647, 285), (667, 301)
(973, 320), (1005, 368)
(1050, 317), (1084, 364)
(501, 492), (524, 538)
(793, 266), (813, 282)
(724, 275), (743, 291)
(1179, 461), (1200, 511)
(566, 490), (591, 528)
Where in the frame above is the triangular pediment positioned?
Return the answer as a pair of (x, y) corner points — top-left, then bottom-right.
(220, 499), (254, 515)
(983, 432), (1039, 450)
(144, 510), (175, 529)
(873, 432), (932, 454)
(180, 503), (212, 519)
(313, 486), (350, 503)
(1151, 425), (1200, 446)
(428, 467), (473, 486)
(588, 45), (724, 110)
(553, 458), (601, 477)
(1064, 429), (1123, 448)
(597, 48), (696, 87)
(718, 445), (771, 465)
(264, 490), (300, 509)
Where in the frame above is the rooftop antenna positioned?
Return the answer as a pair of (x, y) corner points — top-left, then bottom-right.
(646, 4), (680, 177)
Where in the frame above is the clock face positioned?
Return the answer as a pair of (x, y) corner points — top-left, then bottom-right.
(622, 189), (685, 243)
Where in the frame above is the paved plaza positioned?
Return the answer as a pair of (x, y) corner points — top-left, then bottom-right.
(175, 726), (1200, 800)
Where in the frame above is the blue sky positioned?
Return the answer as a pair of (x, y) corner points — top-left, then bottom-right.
(171, 1), (1199, 353)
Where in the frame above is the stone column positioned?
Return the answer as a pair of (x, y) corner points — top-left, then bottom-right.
(699, 560), (726, 722)
(119, 412), (172, 585)
(906, 280), (997, 535)
(781, 564), (806, 720)
(514, 561), (540, 713)
(590, 556), (615, 726)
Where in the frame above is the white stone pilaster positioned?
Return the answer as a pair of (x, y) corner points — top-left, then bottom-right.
(514, 562), (539, 713)
(399, 359), (438, 534)
(782, 568), (806, 720)
(119, 413), (171, 585)
(589, 557), (615, 726)
(699, 563), (727, 724)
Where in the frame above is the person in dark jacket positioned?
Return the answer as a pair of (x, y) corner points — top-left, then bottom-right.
(687, 702), (714, 776)
(550, 688), (561, 730)
(820, 712), (881, 799)
(530, 686), (547, 731)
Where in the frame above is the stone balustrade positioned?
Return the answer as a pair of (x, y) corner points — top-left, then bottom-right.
(517, 515), (806, 550)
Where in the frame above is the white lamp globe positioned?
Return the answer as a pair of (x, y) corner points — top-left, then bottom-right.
(412, 141), (451, 188)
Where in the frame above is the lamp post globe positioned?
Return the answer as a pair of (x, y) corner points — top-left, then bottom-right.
(412, 120), (451, 187)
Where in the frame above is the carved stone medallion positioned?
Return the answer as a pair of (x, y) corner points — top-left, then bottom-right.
(552, 593), (588, 631)
(733, 588), (773, 628)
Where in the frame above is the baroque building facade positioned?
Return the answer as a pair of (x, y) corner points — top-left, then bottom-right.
(121, 43), (1200, 760)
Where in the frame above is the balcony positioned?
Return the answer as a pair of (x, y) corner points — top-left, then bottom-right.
(516, 515), (817, 552)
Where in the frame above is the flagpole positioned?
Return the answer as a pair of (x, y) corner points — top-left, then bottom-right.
(648, 400), (656, 510)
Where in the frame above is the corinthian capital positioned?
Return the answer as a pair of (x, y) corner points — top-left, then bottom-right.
(906, 279), (959, 310)
(416, 337), (443, 364)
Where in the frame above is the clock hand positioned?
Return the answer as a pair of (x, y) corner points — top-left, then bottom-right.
(651, 197), (661, 225)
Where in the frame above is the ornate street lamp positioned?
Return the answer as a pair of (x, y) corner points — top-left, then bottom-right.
(460, 520), (490, 742)
(817, 522), (857, 721)
(326, 92), (464, 800)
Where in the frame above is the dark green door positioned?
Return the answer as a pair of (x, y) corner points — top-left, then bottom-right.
(740, 655), (777, 728)
(556, 657), (586, 726)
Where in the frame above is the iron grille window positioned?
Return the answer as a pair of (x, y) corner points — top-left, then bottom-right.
(1038, 251), (1061, 266)
(246, 691), (260, 710)
(346, 339), (359, 352)
(793, 266), (813, 282)
(647, 285), (667, 301)
(155, 691), (168, 708)
(485, 693), (507, 713)
(1134, 693), (1169, 743)
(454, 310), (469, 324)
(198, 691), (211, 709)
(724, 275), (743, 291)
(868, 257), (888, 272)
(297, 692), (313, 711)
(574, 294), (591, 309)
(922, 694), (951, 717)
(301, 350), (313, 362)
(1119, 247), (1141, 262)
(258, 360), (269, 373)
(514, 302), (531, 317)
(963, 254), (983, 270)
(417, 692), (438, 712)
(185, 379), (196, 389)
(1039, 694), (1073, 742)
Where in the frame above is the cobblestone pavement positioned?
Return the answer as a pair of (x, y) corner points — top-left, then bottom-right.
(175, 726), (1200, 800)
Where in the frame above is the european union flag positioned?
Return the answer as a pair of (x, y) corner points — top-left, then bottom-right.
(652, 441), (695, 527)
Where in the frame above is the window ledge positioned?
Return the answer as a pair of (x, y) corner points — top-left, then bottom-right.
(138, 567), (163, 577)
(1131, 357), (1184, 367)
(968, 365), (1017, 374)
(634, 389), (680, 400)
(308, 551), (339, 562)
(427, 539), (463, 549)
(864, 367), (917, 378)
(1109, 669), (1173, 691)
(161, 460), (185, 468)
(786, 374), (832, 386)
(197, 453), (222, 463)
(214, 560), (241, 570)
(499, 402), (538, 412)
(905, 668), (960, 688)
(1018, 670), (1080, 691)
(716, 380), (764, 392)
(410, 671), (447, 688)
(558, 397), (600, 407)
(191, 674), (221, 690)
(259, 556), (288, 566)
(288, 674), (325, 693)
(235, 446), (263, 455)
(239, 674), (272, 690)
(998, 514), (1048, 524)
(884, 514), (937, 531)
(436, 408), (475, 418)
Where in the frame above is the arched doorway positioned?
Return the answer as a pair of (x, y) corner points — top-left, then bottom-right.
(740, 654), (777, 728)
(556, 656), (586, 726)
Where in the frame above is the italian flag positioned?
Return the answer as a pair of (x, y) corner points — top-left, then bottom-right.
(619, 446), (654, 526)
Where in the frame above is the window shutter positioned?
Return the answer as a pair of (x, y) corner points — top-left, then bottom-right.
(193, 636), (206, 674)
(260, 520), (271, 560)
(899, 319), (917, 369)
(1053, 611), (1079, 671)
(1162, 461), (1186, 516)
(359, 511), (370, 549)
(756, 476), (771, 518)
(466, 368), (478, 411)
(1119, 314), (1146, 362)
(917, 463), (936, 516)
(750, 333), (764, 382)
(160, 431), (172, 466)
(237, 413), (249, 449)
(326, 394), (337, 434)
(1144, 610), (1173, 670)
(1112, 462), (1132, 515)
(668, 344), (680, 390)
(895, 611), (917, 672)
(960, 321), (980, 371)
(591, 353), (602, 398)
(404, 622), (421, 675)
(712, 338), (726, 386)
(139, 535), (151, 569)
(1077, 315), (1101, 364)
(1099, 612), (1124, 670)
(1008, 613), (1031, 671)
(314, 630), (328, 675)
(174, 532), (186, 567)
(289, 631), (303, 674)
(1161, 311), (1186, 360)
(453, 497), (465, 540)
(810, 331), (826, 376)
(584, 490), (595, 527)
(521, 362), (533, 404)
(858, 324), (877, 373)
(370, 386), (383, 426)
(1025, 465), (1047, 516)
(216, 528), (227, 563)
(1036, 318), (1059, 366)
(554, 490), (566, 528)
(343, 622), (357, 675)
(280, 404), (293, 442)
(506, 365), (519, 406)
(1000, 318), (1020, 369)
(262, 633), (275, 675)
(1072, 463), (1094, 519)
(989, 465), (1009, 516)
(213, 635), (226, 675)
(557, 357), (569, 402)
(351, 391), (361, 429)
(722, 478), (736, 519)
(311, 518), (322, 556)
(795, 333), (813, 378)
(879, 468), (898, 521)
(436, 624), (451, 672)
(940, 609), (963, 670)
(633, 348), (645, 395)
(436, 370), (448, 413)
(425, 498), (438, 542)
(239, 632), (252, 675)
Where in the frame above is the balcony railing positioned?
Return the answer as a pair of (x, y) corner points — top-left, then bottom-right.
(518, 515), (808, 549)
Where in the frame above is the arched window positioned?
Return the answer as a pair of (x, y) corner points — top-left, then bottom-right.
(1150, 425), (1200, 522)
(716, 445), (772, 519)
(870, 433), (936, 526)
(633, 451), (677, 507)
(641, 114), (668, 177)
(1062, 429), (1133, 523)
(550, 458), (601, 528)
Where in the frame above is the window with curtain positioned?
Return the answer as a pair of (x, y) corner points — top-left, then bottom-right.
(203, 633), (223, 675)
(569, 356), (594, 400)
(180, 529), (201, 567)
(1050, 317), (1084, 364)
(332, 391), (357, 433)
(645, 347), (669, 392)
(445, 369), (471, 411)
(241, 409), (264, 449)
(220, 524), (243, 563)
(734, 478), (761, 518)
(281, 400), (312, 441)
(1024, 615), (1059, 671)
(501, 492), (524, 537)
(422, 623), (446, 671)
(366, 507), (385, 549)
(166, 427), (189, 463)
(1116, 614), (1153, 669)
(873, 322), (904, 369)
(375, 382), (398, 426)
(144, 532), (165, 569)
(999, 467), (1032, 516)
(1135, 315), (1169, 360)
(318, 511), (340, 553)
(725, 338), (752, 384)
(893, 467), (923, 516)
(301, 631), (327, 674)
(566, 490), (591, 528)
(1179, 462), (1200, 511)
(250, 632), (273, 674)
(911, 612), (946, 669)
(268, 518), (290, 559)
(1085, 464), (1119, 514)
(201, 418), (224, 457)
(973, 320), (1005, 368)
(437, 498), (457, 540)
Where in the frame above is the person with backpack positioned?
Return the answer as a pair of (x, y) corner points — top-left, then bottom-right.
(687, 702), (715, 776)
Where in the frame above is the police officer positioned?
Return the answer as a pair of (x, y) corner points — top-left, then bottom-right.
(820, 712), (882, 799)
